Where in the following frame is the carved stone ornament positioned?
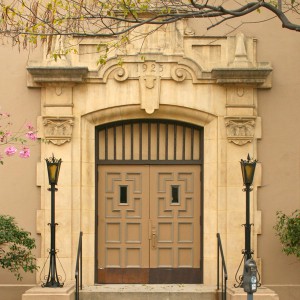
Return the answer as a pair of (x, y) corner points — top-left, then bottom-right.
(230, 32), (252, 68)
(170, 66), (185, 82)
(225, 117), (256, 145)
(139, 76), (161, 114)
(113, 67), (129, 82)
(43, 116), (74, 145)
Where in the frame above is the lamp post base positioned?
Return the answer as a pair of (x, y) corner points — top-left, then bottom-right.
(42, 281), (64, 288)
(40, 250), (65, 288)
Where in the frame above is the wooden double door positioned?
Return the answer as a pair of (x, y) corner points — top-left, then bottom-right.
(97, 165), (201, 283)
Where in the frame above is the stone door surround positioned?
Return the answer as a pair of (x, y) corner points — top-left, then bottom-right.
(27, 25), (271, 285)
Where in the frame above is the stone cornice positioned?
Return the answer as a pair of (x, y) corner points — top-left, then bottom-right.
(27, 58), (272, 89)
(27, 66), (89, 84)
(211, 65), (272, 87)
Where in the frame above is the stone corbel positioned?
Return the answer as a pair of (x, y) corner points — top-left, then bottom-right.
(224, 116), (256, 145)
(43, 116), (74, 145)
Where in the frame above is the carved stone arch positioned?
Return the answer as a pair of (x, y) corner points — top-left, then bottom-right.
(83, 104), (216, 128)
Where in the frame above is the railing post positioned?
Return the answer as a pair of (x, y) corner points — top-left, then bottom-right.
(80, 232), (83, 290)
(75, 232), (83, 300)
(224, 277), (227, 300)
(217, 233), (220, 290)
(217, 233), (228, 300)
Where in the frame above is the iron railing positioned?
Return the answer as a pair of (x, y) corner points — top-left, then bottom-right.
(75, 232), (83, 300)
(217, 233), (228, 300)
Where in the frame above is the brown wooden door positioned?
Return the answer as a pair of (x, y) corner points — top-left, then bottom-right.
(148, 165), (201, 283)
(97, 165), (201, 283)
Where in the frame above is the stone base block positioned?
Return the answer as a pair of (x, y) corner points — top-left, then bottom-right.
(22, 284), (75, 300)
(227, 286), (279, 300)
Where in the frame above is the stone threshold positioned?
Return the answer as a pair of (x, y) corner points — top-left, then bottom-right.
(82, 284), (217, 293)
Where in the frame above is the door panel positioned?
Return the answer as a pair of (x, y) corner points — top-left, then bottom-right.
(149, 165), (201, 269)
(98, 166), (150, 272)
(98, 165), (201, 283)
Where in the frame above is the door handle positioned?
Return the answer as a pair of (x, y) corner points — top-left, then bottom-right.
(149, 220), (157, 249)
(151, 230), (157, 249)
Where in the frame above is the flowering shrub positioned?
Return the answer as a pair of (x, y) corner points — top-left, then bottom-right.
(0, 111), (37, 164)
(0, 111), (38, 279)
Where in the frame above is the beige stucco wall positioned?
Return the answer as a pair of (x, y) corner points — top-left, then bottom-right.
(256, 26), (300, 285)
(189, 8), (300, 297)
(0, 45), (41, 287)
(0, 7), (299, 300)
(225, 13), (300, 288)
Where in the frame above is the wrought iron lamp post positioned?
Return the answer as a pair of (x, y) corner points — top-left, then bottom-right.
(240, 154), (257, 300)
(240, 154), (257, 261)
(43, 155), (63, 288)
(235, 154), (259, 299)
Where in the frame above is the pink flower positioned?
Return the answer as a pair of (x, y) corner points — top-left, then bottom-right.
(19, 146), (30, 158)
(0, 112), (10, 117)
(25, 131), (37, 141)
(26, 122), (34, 130)
(5, 146), (17, 156)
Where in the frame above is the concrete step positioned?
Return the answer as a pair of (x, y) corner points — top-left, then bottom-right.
(80, 284), (218, 300)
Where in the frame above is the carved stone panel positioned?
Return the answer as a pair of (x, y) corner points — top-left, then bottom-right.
(225, 116), (256, 145)
(43, 116), (74, 145)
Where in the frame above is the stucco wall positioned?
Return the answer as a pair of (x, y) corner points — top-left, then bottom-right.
(0, 45), (41, 285)
(257, 27), (300, 285)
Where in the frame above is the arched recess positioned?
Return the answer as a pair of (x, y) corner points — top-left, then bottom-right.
(80, 104), (218, 285)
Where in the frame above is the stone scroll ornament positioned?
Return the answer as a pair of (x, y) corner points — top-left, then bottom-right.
(43, 117), (74, 145)
(225, 117), (256, 146)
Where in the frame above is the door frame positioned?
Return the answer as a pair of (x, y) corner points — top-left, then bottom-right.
(95, 119), (204, 284)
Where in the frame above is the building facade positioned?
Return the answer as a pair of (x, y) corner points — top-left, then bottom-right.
(1, 15), (300, 300)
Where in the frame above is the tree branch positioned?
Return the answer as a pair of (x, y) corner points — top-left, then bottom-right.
(0, 0), (299, 54)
